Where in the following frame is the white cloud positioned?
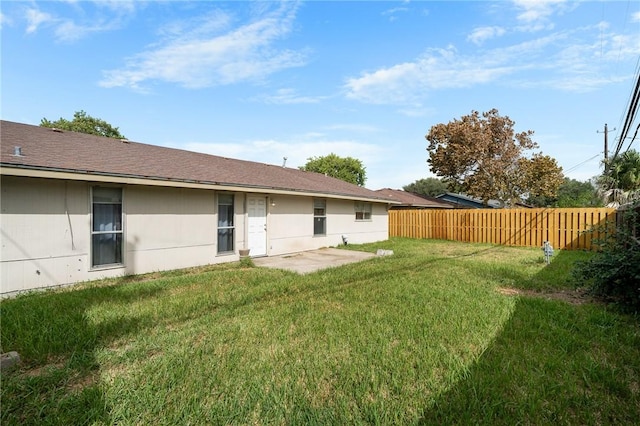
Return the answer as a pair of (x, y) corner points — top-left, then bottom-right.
(382, 6), (409, 21)
(512, 0), (566, 23)
(344, 46), (515, 104)
(183, 135), (408, 190)
(467, 26), (506, 45)
(96, 0), (138, 14)
(25, 8), (54, 34)
(23, 2), (138, 42)
(543, 29), (640, 91)
(324, 123), (380, 133)
(344, 23), (640, 105)
(0, 12), (10, 29)
(181, 137), (384, 172)
(157, 10), (230, 40)
(397, 106), (434, 118)
(546, 74), (629, 92)
(100, 3), (308, 90)
(632, 11), (640, 23)
(382, 7), (409, 16)
(511, 0), (578, 32)
(605, 33), (640, 59)
(199, 127), (439, 190)
(367, 162), (435, 191)
(253, 88), (324, 105)
(53, 17), (125, 42)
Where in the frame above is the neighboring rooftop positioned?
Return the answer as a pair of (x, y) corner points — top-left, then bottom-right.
(0, 120), (395, 203)
(435, 192), (531, 209)
(436, 192), (501, 208)
(375, 188), (454, 209)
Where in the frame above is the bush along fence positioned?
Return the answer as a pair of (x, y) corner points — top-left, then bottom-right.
(388, 208), (618, 251)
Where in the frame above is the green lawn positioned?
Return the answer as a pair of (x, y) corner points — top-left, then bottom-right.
(1, 238), (638, 425)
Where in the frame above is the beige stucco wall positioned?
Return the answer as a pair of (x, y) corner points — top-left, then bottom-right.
(1, 177), (92, 293)
(124, 186), (241, 273)
(0, 176), (241, 295)
(266, 195), (388, 256)
(1, 176), (388, 295)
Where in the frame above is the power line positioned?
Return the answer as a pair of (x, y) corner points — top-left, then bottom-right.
(611, 58), (640, 161)
(563, 153), (602, 174)
(624, 122), (640, 152)
(615, 75), (639, 155)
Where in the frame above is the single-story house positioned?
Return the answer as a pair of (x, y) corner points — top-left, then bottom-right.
(375, 188), (455, 209)
(0, 120), (397, 295)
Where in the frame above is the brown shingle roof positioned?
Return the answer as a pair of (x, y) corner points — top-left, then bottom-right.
(1, 120), (395, 203)
(375, 188), (454, 208)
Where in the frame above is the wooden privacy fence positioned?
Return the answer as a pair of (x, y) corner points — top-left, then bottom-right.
(389, 208), (618, 250)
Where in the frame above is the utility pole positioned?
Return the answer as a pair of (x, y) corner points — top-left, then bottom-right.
(597, 123), (615, 170)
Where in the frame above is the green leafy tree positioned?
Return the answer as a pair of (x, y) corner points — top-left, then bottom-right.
(528, 178), (602, 207)
(574, 204), (640, 310)
(403, 178), (449, 197)
(426, 109), (564, 207)
(598, 150), (640, 207)
(40, 110), (125, 139)
(609, 150), (640, 191)
(299, 153), (366, 186)
(576, 151), (640, 310)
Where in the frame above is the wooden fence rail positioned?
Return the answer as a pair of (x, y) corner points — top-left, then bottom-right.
(389, 208), (618, 250)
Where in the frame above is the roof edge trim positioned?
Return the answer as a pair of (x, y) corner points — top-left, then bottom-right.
(0, 165), (399, 204)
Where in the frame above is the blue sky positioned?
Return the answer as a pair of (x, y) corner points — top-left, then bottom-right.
(2, 1), (639, 190)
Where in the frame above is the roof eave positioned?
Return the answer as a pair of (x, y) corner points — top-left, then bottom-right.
(0, 164), (400, 204)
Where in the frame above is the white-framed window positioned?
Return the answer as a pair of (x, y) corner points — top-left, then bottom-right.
(313, 199), (326, 236)
(217, 193), (235, 254)
(355, 202), (372, 221)
(91, 186), (123, 268)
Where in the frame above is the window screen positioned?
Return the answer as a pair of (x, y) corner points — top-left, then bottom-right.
(91, 187), (123, 267)
(218, 194), (235, 253)
(355, 202), (372, 221)
(314, 199), (326, 235)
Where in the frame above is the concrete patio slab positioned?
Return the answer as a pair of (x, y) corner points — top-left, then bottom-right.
(252, 247), (375, 274)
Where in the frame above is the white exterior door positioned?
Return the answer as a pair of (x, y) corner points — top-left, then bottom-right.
(247, 196), (267, 257)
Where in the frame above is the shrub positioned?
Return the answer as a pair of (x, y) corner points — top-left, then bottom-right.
(573, 203), (640, 311)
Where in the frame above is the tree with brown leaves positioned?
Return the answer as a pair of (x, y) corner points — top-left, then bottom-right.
(426, 109), (563, 207)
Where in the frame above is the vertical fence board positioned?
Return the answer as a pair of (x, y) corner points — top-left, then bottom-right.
(559, 210), (566, 249)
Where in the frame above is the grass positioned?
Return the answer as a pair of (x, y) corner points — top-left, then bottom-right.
(1, 238), (638, 425)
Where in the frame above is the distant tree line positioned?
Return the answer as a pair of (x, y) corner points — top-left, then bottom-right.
(402, 176), (601, 208)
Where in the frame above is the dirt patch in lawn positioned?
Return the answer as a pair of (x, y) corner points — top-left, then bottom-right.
(497, 287), (594, 305)
(19, 356), (67, 377)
